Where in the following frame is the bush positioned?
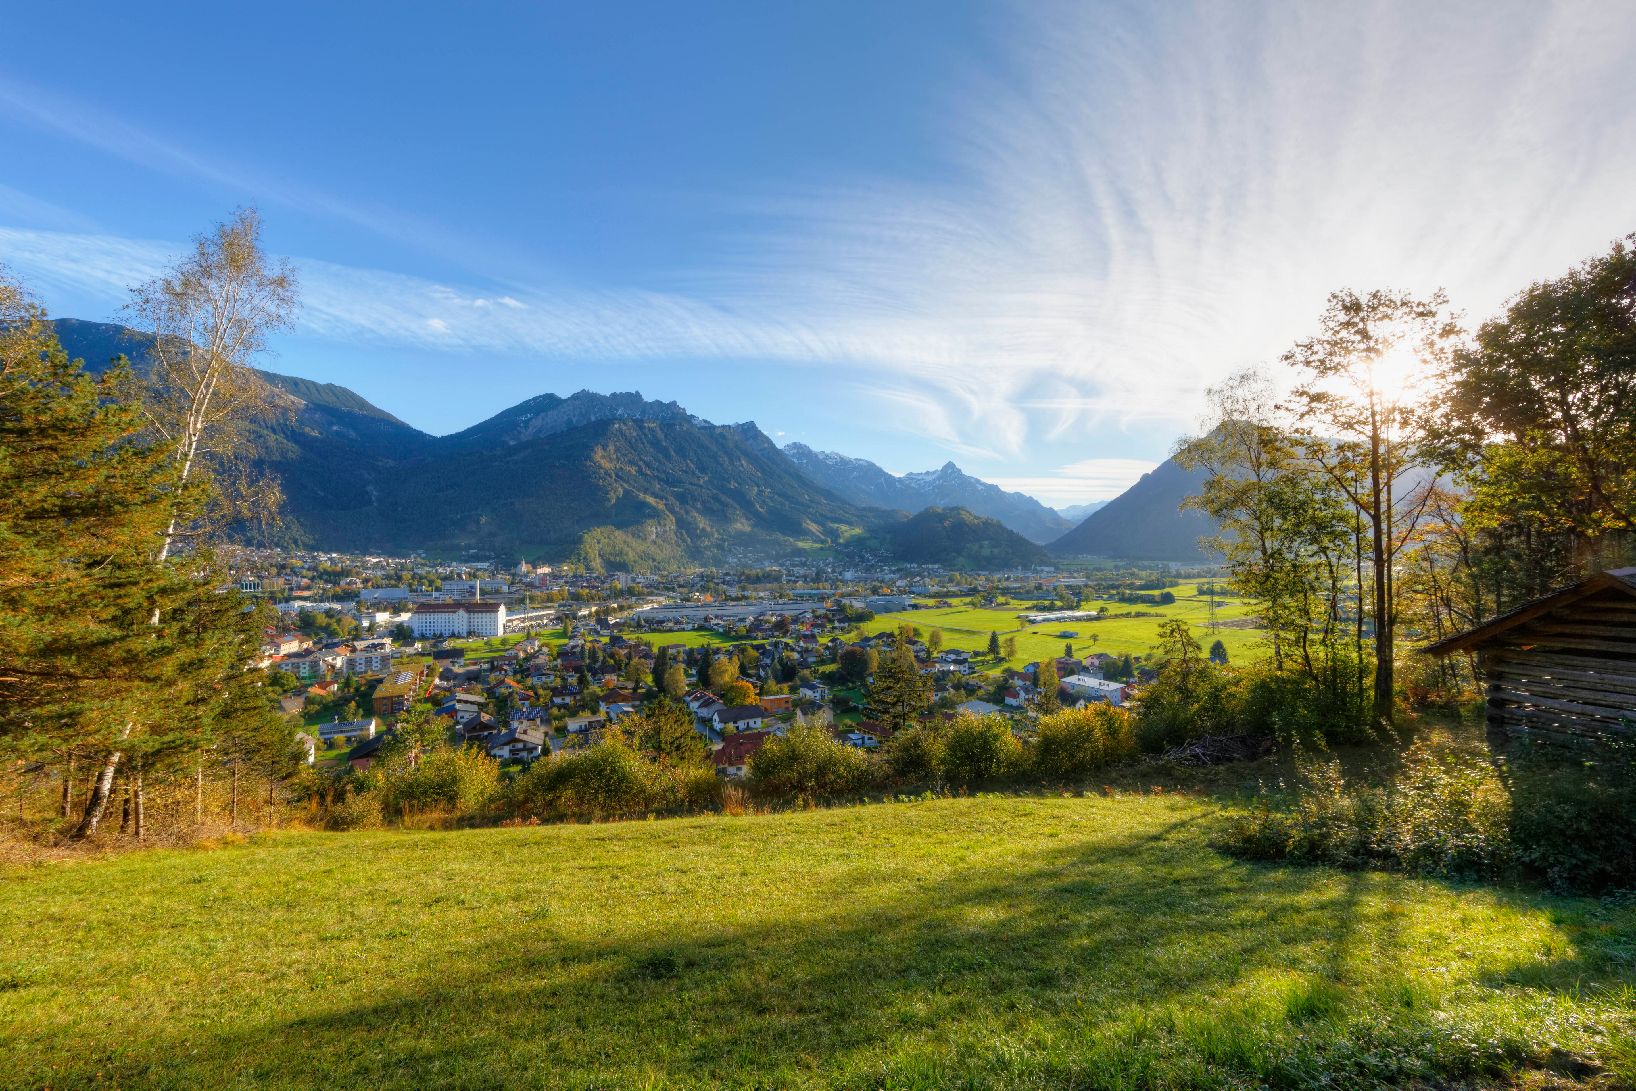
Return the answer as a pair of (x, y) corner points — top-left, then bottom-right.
(1031, 704), (1137, 781)
(1229, 661), (1372, 744)
(513, 741), (667, 820)
(884, 722), (945, 781)
(1507, 747), (1636, 893)
(1219, 737), (1512, 882)
(378, 746), (501, 818)
(749, 724), (881, 799)
(325, 788), (382, 831)
(939, 714), (1023, 786)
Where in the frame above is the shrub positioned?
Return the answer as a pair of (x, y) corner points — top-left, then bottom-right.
(884, 722), (945, 781)
(1219, 737), (1512, 881)
(378, 746), (502, 818)
(1031, 704), (1138, 781)
(749, 723), (881, 799)
(939, 714), (1023, 786)
(513, 741), (666, 820)
(325, 788), (382, 831)
(1229, 661), (1372, 744)
(1506, 745), (1636, 893)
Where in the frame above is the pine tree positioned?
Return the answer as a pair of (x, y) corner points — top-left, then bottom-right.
(0, 278), (175, 771)
(987, 631), (1001, 658)
(865, 642), (930, 730)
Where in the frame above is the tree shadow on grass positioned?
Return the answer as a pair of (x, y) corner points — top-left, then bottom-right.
(26, 814), (1625, 1090)
(19, 811), (1629, 1091)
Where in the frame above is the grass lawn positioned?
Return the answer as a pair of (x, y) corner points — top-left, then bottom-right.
(858, 583), (1265, 668)
(3, 795), (1633, 1089)
(628, 628), (744, 651)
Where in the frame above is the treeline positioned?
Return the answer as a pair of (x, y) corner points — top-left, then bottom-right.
(1, 211), (304, 842)
(1173, 234), (1636, 892)
(311, 700), (1141, 830)
(1177, 234), (1636, 730)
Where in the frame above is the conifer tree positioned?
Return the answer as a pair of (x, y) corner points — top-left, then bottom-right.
(987, 631), (1001, 658)
(865, 642), (930, 730)
(0, 276), (174, 769)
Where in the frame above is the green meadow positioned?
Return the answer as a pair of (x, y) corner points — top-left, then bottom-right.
(856, 582), (1265, 668)
(3, 795), (1631, 1089)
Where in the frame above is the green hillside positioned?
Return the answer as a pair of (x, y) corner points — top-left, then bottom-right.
(3, 796), (1631, 1089)
(883, 506), (1048, 569)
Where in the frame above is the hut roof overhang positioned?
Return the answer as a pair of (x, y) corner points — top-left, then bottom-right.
(1420, 568), (1636, 658)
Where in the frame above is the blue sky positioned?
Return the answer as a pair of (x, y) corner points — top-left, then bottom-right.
(3, 1), (1635, 506)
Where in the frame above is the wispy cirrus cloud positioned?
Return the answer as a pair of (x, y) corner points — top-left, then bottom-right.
(4, 1), (1635, 506)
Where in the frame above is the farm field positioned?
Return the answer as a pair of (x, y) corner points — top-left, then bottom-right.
(855, 582), (1265, 668)
(2, 795), (1631, 1089)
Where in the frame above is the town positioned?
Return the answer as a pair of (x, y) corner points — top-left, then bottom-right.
(243, 548), (1222, 781)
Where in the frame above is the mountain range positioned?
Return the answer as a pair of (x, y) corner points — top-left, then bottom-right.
(50, 319), (1214, 568)
(780, 444), (1072, 543)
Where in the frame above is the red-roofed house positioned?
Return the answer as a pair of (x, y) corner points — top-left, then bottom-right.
(711, 730), (772, 778)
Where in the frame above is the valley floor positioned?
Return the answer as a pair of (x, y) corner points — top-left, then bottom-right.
(3, 796), (1633, 1089)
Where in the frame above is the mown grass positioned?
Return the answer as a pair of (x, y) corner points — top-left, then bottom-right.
(857, 583), (1265, 668)
(3, 795), (1632, 1089)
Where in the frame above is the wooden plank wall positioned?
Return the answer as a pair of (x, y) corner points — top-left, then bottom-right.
(1481, 589), (1636, 748)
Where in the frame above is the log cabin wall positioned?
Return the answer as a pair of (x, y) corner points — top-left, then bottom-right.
(1479, 587), (1636, 748)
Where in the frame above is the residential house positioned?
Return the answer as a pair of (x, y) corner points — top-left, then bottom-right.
(487, 722), (548, 762)
(711, 730), (772, 778)
(318, 718), (377, 745)
(283, 648), (344, 681)
(346, 731), (390, 772)
(372, 670), (423, 717)
(1061, 674), (1127, 706)
(758, 693), (794, 715)
(711, 705), (766, 733)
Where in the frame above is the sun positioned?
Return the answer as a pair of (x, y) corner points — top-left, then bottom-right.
(1367, 345), (1423, 403)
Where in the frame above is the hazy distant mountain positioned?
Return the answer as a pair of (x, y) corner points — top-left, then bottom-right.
(1049, 456), (1217, 562)
(783, 443), (1071, 543)
(1055, 501), (1109, 523)
(884, 507), (1049, 569)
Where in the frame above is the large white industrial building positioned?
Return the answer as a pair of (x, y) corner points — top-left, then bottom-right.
(410, 600), (506, 638)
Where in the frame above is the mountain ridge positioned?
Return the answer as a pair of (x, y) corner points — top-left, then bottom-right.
(50, 317), (1183, 569)
(782, 443), (1071, 543)
(1048, 455), (1216, 562)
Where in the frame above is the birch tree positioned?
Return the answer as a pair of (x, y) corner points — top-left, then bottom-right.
(73, 210), (298, 838)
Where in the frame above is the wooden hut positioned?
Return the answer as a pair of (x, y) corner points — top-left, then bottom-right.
(1422, 567), (1636, 748)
